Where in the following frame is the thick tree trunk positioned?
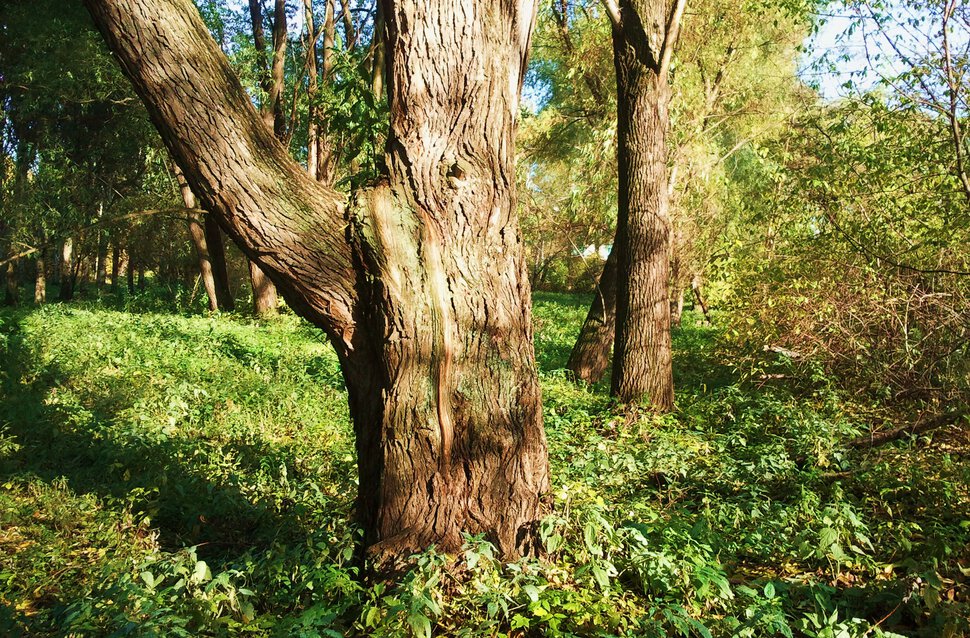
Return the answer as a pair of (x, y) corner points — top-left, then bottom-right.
(34, 251), (46, 304)
(84, 0), (548, 562)
(567, 248), (617, 384)
(176, 165), (220, 311)
(609, 2), (675, 411)
(248, 259), (278, 317)
(59, 238), (74, 301)
(127, 254), (135, 294)
(203, 216), (234, 310)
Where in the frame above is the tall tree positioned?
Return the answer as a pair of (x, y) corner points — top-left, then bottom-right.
(246, 0), (284, 315)
(84, 0), (549, 561)
(599, 0), (684, 409)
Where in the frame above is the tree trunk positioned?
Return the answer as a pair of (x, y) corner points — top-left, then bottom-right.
(691, 273), (710, 324)
(127, 253), (135, 294)
(84, 0), (548, 562)
(672, 287), (685, 326)
(111, 242), (122, 291)
(246, 0), (283, 312)
(316, 0), (337, 184)
(269, 0), (287, 139)
(609, 2), (675, 411)
(34, 251), (46, 304)
(249, 259), (278, 317)
(305, 0), (319, 179)
(176, 164), (220, 311)
(567, 248), (617, 384)
(95, 202), (108, 290)
(203, 216), (234, 310)
(59, 237), (74, 301)
(4, 260), (17, 306)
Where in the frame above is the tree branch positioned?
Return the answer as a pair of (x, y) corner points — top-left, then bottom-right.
(83, 0), (360, 346)
(659, 0), (686, 76)
(600, 0), (622, 28)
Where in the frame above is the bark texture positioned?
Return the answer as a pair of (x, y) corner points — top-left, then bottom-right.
(609, 0), (675, 410)
(85, 0), (549, 561)
(566, 248), (617, 384)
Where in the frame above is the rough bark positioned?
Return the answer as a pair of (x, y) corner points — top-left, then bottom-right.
(34, 251), (46, 304)
(608, 0), (675, 411)
(566, 248), (617, 384)
(249, 258), (279, 316)
(59, 237), (74, 301)
(85, 0), (549, 561)
(176, 165), (220, 311)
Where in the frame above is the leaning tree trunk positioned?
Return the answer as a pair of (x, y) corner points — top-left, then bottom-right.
(609, 1), (675, 411)
(567, 248), (617, 384)
(85, 0), (549, 561)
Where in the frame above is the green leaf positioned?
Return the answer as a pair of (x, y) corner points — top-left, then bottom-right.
(407, 613), (431, 638)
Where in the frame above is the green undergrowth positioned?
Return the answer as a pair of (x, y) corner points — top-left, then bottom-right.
(0, 295), (967, 636)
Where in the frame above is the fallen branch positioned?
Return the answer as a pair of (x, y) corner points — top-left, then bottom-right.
(847, 410), (967, 448)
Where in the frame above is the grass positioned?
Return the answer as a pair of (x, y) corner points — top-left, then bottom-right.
(0, 294), (967, 636)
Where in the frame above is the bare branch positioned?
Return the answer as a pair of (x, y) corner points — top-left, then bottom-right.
(600, 0), (621, 28)
(659, 0), (687, 76)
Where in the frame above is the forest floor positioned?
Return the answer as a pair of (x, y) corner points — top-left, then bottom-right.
(0, 291), (967, 637)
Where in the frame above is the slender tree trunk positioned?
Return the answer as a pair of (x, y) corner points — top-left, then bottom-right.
(609, 2), (675, 410)
(127, 253), (135, 294)
(204, 216), (234, 310)
(567, 248), (617, 384)
(305, 0), (319, 178)
(317, 0), (337, 184)
(4, 260), (17, 306)
(84, 0), (548, 562)
(111, 242), (122, 291)
(176, 165), (220, 311)
(691, 273), (710, 324)
(59, 237), (74, 301)
(95, 203), (108, 290)
(269, 0), (287, 139)
(34, 251), (46, 304)
(246, 0), (283, 313)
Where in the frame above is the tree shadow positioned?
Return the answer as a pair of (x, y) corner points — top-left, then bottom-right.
(0, 308), (354, 559)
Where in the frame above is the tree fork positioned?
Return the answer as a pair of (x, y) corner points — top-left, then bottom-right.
(84, 0), (549, 562)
